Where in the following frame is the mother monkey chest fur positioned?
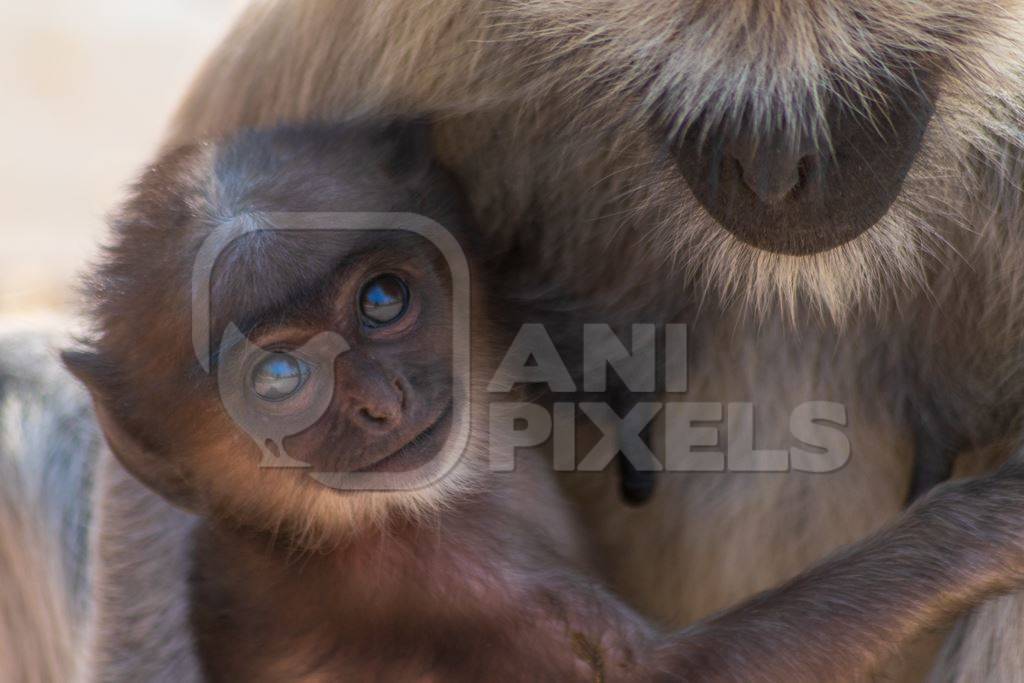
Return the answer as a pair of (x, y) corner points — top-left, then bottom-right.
(403, 1), (1024, 621)
(168, 0), (1024, 669)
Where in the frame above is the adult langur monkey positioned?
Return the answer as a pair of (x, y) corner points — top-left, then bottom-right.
(161, 1), (1024, 679)
(5, 0), (1024, 679)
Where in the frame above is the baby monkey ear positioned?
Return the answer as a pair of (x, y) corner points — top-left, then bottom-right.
(61, 349), (201, 513)
(379, 118), (434, 177)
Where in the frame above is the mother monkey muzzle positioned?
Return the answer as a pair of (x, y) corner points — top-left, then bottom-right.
(666, 60), (938, 256)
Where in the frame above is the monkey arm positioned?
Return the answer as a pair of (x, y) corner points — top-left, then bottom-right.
(647, 465), (1024, 682)
(471, 460), (1024, 682)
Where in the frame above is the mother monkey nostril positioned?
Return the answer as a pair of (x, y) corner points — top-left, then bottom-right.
(667, 63), (939, 256)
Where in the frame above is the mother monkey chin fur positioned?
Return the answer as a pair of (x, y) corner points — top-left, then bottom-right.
(6, 0), (1024, 680)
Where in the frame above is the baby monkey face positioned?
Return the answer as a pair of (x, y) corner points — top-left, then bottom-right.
(210, 227), (458, 491)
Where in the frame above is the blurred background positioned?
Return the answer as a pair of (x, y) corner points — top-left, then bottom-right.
(0, 0), (245, 316)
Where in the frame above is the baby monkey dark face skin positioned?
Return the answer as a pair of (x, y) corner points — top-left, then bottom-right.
(229, 237), (455, 476)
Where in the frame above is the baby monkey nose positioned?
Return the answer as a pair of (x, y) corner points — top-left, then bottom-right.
(345, 371), (406, 430)
(352, 378), (399, 428)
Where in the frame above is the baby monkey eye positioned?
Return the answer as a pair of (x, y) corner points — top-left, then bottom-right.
(250, 353), (311, 401)
(358, 274), (409, 326)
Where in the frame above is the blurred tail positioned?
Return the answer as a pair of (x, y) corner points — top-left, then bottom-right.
(0, 319), (101, 682)
(0, 461), (77, 682)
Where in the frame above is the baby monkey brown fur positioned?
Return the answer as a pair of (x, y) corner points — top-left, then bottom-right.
(65, 123), (1024, 681)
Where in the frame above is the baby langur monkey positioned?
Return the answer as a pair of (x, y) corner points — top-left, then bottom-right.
(66, 122), (1024, 681)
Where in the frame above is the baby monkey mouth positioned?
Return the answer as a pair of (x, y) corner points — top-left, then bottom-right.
(352, 402), (454, 474)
